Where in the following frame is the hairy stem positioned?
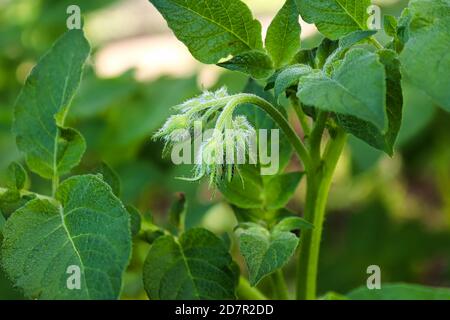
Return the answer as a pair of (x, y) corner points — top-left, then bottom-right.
(296, 129), (347, 300)
(234, 94), (311, 172)
(237, 277), (268, 300)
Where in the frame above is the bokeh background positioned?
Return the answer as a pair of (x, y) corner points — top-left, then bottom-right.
(0, 0), (449, 299)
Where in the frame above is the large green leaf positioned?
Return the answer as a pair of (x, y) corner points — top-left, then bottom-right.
(266, 0), (301, 68)
(148, 0), (263, 64)
(13, 30), (90, 179)
(296, 0), (371, 40)
(348, 283), (450, 300)
(298, 48), (387, 131)
(1, 175), (131, 299)
(336, 49), (403, 155)
(237, 217), (309, 286)
(143, 228), (237, 300)
(400, 0), (450, 111)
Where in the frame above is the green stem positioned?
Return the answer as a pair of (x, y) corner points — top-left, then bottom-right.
(271, 270), (290, 300)
(52, 174), (59, 198)
(236, 277), (268, 300)
(296, 129), (347, 300)
(234, 94), (311, 172)
(289, 96), (311, 137)
(309, 112), (328, 161)
(0, 187), (56, 203)
(370, 37), (383, 49)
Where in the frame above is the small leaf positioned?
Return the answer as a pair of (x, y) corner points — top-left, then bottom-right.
(168, 192), (187, 233)
(5, 162), (27, 190)
(265, 0), (301, 68)
(384, 15), (398, 38)
(296, 0), (371, 40)
(348, 283), (450, 300)
(273, 216), (314, 232)
(237, 222), (299, 286)
(143, 228), (237, 300)
(13, 30), (90, 179)
(0, 192), (36, 218)
(298, 48), (387, 131)
(94, 162), (121, 197)
(149, 0), (263, 64)
(1, 175), (132, 299)
(126, 205), (141, 237)
(218, 51), (274, 79)
(55, 127), (86, 176)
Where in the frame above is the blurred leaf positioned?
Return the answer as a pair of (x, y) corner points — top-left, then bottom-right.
(94, 162), (121, 197)
(348, 283), (450, 300)
(143, 228), (236, 299)
(168, 192), (187, 233)
(71, 70), (137, 119)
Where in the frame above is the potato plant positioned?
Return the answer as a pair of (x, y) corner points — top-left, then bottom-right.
(0, 0), (449, 300)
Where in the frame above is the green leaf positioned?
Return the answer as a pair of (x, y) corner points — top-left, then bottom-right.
(1, 175), (131, 299)
(384, 15), (398, 38)
(298, 48), (387, 131)
(218, 50), (273, 79)
(265, 0), (301, 68)
(237, 221), (299, 286)
(148, 0), (263, 64)
(13, 30), (90, 179)
(0, 192), (36, 219)
(273, 216), (314, 232)
(400, 0), (450, 111)
(219, 167), (303, 210)
(296, 0), (371, 40)
(94, 162), (121, 197)
(274, 64), (312, 101)
(323, 30), (377, 74)
(143, 228), (236, 300)
(5, 162), (27, 190)
(336, 49), (403, 155)
(348, 283), (450, 300)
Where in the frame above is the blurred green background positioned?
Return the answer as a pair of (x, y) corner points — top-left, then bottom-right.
(0, 0), (449, 299)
